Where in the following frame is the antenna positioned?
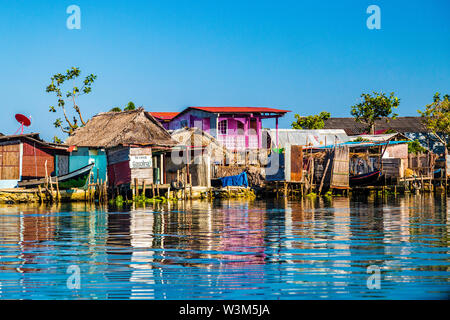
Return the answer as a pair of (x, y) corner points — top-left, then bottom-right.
(14, 114), (32, 135)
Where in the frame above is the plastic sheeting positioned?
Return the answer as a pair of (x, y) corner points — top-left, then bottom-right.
(264, 129), (349, 148)
(219, 171), (249, 188)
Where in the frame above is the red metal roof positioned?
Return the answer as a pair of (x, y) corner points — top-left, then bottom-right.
(149, 112), (180, 120)
(188, 106), (290, 114)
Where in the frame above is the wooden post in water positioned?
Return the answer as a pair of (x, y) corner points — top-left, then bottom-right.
(55, 177), (61, 202)
(134, 178), (138, 200)
(189, 173), (193, 199)
(275, 181), (279, 199)
(98, 179), (103, 203)
(184, 168), (188, 201)
(318, 159), (331, 195)
(103, 181), (108, 203)
(38, 185), (44, 204)
(142, 180), (146, 199)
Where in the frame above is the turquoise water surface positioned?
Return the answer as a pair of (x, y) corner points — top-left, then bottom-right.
(0, 195), (448, 300)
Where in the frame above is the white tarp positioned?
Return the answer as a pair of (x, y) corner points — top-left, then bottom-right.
(349, 133), (400, 142)
(264, 129), (350, 148)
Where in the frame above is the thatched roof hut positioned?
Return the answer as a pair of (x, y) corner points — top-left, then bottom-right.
(66, 108), (176, 148)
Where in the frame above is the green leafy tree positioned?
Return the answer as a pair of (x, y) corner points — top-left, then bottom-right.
(350, 92), (400, 134)
(418, 92), (450, 150)
(291, 111), (331, 129)
(46, 67), (97, 138)
(407, 139), (427, 154)
(124, 101), (136, 111)
(110, 102), (136, 113)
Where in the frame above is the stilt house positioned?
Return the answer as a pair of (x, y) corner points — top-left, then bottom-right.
(66, 108), (177, 188)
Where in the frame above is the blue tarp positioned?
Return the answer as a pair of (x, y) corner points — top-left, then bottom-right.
(219, 172), (249, 188)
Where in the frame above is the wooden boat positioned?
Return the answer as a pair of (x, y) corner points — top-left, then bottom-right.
(18, 163), (95, 189)
(349, 170), (383, 187)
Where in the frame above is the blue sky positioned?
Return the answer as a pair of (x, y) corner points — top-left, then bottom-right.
(0, 0), (449, 141)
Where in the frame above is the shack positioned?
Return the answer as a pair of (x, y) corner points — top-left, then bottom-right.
(166, 127), (232, 187)
(264, 129), (351, 193)
(319, 139), (411, 181)
(66, 108), (177, 190)
(323, 117), (443, 153)
(0, 133), (68, 188)
(61, 146), (107, 183)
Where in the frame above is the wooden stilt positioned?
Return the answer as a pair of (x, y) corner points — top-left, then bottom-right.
(318, 159), (331, 195)
(38, 185), (44, 204)
(134, 178), (138, 200)
(55, 177), (61, 202)
(142, 180), (146, 199)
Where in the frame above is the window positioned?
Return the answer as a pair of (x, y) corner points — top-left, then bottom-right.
(180, 120), (188, 128)
(249, 118), (258, 135)
(236, 120), (245, 135)
(218, 120), (228, 135)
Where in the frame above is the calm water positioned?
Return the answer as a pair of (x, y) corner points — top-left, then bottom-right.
(0, 195), (448, 300)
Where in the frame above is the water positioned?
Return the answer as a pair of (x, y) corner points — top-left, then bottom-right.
(0, 195), (448, 300)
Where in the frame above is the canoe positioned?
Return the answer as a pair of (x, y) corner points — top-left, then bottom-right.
(18, 163), (95, 189)
(349, 170), (382, 187)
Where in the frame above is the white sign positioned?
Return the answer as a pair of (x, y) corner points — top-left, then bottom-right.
(130, 155), (152, 169)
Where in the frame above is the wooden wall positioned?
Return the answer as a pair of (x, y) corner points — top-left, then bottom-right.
(22, 141), (55, 179)
(382, 158), (404, 178)
(330, 147), (349, 189)
(107, 147), (131, 187)
(107, 146), (154, 187)
(0, 143), (21, 180)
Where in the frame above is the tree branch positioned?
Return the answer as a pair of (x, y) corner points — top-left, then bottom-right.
(72, 95), (86, 126)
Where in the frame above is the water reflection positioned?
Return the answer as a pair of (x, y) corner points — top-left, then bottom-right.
(0, 195), (448, 300)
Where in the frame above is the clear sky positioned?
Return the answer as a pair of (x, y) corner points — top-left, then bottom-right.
(0, 0), (449, 141)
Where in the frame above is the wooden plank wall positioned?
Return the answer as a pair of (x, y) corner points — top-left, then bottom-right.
(107, 147), (131, 186)
(331, 146), (349, 189)
(22, 141), (56, 179)
(0, 143), (21, 180)
(408, 153), (435, 176)
(382, 158), (404, 178)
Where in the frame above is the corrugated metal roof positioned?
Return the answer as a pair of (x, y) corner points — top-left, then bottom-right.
(189, 106), (290, 114)
(264, 129), (350, 148)
(323, 117), (428, 135)
(349, 133), (400, 142)
(150, 112), (180, 120)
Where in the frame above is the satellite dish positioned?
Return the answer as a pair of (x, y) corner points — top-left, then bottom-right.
(15, 114), (32, 135)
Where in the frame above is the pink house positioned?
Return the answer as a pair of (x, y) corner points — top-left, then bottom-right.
(159, 106), (290, 151)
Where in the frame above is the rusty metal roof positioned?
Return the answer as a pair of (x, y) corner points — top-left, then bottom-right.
(323, 117), (429, 135)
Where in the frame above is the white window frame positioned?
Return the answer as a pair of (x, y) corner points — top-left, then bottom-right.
(218, 120), (228, 135)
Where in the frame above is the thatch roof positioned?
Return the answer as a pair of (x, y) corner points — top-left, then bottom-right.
(66, 108), (176, 148)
